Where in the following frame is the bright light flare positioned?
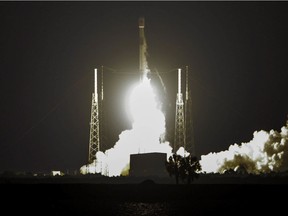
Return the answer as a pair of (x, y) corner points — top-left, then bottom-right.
(81, 75), (172, 176)
(128, 76), (166, 146)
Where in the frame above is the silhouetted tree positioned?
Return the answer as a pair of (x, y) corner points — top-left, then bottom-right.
(166, 154), (201, 184)
(185, 155), (201, 184)
(166, 154), (181, 184)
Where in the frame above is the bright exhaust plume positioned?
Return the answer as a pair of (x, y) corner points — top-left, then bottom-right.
(81, 75), (173, 176)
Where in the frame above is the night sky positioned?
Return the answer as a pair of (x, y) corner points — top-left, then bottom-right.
(0, 1), (287, 173)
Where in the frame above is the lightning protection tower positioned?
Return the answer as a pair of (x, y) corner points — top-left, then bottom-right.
(174, 68), (185, 153)
(88, 68), (100, 163)
(184, 66), (195, 156)
(99, 66), (106, 152)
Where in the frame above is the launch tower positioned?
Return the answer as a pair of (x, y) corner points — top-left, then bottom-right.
(174, 69), (186, 153)
(88, 69), (100, 163)
(184, 66), (195, 156)
(99, 66), (106, 152)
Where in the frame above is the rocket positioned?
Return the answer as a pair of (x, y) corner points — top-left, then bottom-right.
(139, 17), (147, 80)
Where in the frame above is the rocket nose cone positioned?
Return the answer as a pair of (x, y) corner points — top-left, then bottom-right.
(139, 17), (145, 28)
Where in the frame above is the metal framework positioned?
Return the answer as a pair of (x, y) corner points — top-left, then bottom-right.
(174, 68), (186, 153)
(88, 69), (100, 163)
(184, 66), (196, 156)
(99, 66), (106, 152)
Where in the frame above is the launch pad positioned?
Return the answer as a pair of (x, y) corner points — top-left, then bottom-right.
(82, 17), (194, 176)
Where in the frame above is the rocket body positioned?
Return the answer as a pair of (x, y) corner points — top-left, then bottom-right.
(139, 17), (147, 80)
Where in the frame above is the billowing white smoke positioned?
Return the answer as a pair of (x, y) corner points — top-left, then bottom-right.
(200, 124), (288, 174)
(176, 146), (190, 157)
(80, 76), (173, 176)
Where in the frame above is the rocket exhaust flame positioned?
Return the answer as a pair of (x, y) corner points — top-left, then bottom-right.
(81, 74), (173, 176)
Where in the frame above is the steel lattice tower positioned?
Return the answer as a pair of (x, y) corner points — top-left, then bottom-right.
(184, 66), (196, 156)
(88, 69), (100, 163)
(174, 68), (186, 153)
(99, 66), (106, 152)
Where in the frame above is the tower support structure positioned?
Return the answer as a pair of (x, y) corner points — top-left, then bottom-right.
(174, 68), (186, 153)
(99, 66), (106, 152)
(184, 66), (195, 156)
(88, 68), (100, 163)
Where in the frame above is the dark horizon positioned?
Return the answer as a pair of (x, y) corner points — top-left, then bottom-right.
(1, 1), (288, 173)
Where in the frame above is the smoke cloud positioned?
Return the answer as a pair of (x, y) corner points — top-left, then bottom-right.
(200, 124), (288, 174)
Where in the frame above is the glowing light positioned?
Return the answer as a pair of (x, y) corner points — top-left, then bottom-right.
(81, 75), (173, 176)
(129, 77), (166, 146)
(51, 171), (64, 176)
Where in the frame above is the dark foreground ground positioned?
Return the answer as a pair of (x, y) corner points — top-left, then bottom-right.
(2, 175), (288, 215)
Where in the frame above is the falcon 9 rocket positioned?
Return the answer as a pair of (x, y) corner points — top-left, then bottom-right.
(139, 17), (148, 81)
